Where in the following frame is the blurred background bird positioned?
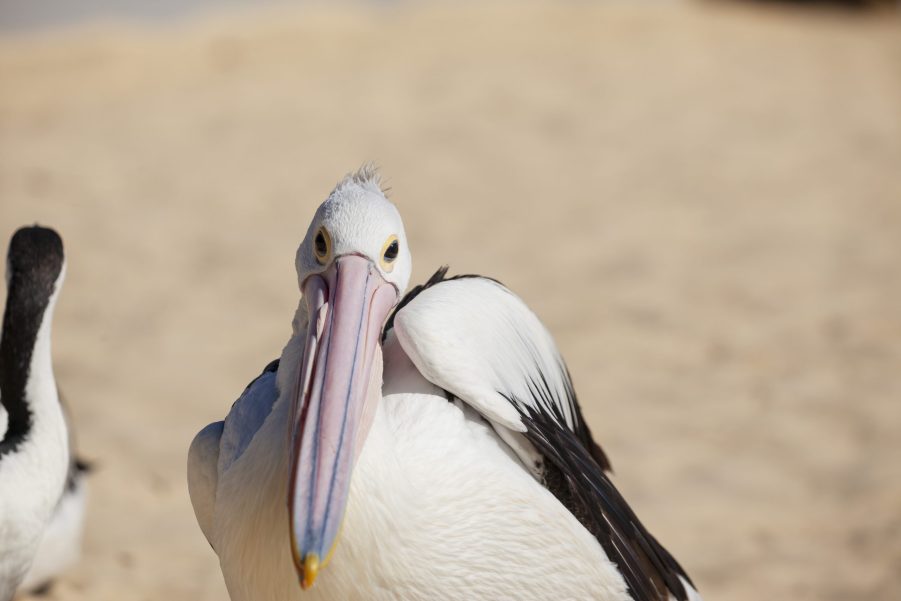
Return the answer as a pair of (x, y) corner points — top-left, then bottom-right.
(0, 226), (88, 600)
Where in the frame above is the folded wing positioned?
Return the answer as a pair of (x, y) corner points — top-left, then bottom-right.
(387, 268), (696, 601)
(187, 360), (280, 549)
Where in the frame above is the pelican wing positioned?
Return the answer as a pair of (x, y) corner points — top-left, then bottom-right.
(188, 360), (279, 548)
(188, 421), (224, 546)
(217, 360), (280, 475)
(387, 268), (695, 601)
(386, 267), (609, 468)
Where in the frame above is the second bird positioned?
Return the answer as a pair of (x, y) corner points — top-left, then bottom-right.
(0, 226), (87, 601)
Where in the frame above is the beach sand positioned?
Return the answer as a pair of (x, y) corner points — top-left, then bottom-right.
(1, 2), (900, 599)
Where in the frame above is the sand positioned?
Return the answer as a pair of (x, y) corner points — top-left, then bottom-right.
(1, 2), (900, 600)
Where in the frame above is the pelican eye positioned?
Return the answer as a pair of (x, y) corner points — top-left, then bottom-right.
(313, 228), (331, 264)
(380, 235), (399, 272)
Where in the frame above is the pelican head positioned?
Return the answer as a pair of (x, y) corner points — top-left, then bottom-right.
(287, 168), (410, 589)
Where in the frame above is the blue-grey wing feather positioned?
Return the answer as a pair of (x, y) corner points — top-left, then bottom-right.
(218, 361), (280, 475)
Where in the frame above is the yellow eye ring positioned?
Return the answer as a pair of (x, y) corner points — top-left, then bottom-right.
(313, 227), (331, 265)
(380, 235), (399, 272)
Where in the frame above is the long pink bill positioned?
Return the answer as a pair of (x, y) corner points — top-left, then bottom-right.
(287, 254), (398, 589)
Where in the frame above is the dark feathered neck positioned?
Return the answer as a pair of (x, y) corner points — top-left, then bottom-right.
(1, 226), (64, 456)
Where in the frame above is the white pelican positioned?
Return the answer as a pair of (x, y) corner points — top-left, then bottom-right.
(188, 167), (702, 601)
(0, 226), (88, 601)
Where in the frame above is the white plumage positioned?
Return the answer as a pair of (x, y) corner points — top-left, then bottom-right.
(19, 471), (87, 593)
(0, 311), (68, 601)
(188, 168), (701, 601)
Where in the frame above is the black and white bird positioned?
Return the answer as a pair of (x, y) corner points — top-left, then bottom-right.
(188, 168), (702, 601)
(0, 226), (87, 600)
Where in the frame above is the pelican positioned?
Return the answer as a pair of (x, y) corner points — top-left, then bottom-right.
(188, 167), (702, 601)
(0, 226), (87, 601)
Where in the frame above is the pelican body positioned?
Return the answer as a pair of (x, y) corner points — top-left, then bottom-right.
(0, 226), (87, 600)
(188, 168), (701, 601)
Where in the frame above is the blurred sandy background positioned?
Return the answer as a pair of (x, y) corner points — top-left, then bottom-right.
(1, 1), (900, 600)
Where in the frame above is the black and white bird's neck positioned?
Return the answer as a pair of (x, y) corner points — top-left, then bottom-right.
(1, 226), (67, 458)
(0, 226), (70, 601)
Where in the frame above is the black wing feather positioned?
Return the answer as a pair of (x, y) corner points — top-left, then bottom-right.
(510, 377), (694, 601)
(241, 358), (280, 394)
